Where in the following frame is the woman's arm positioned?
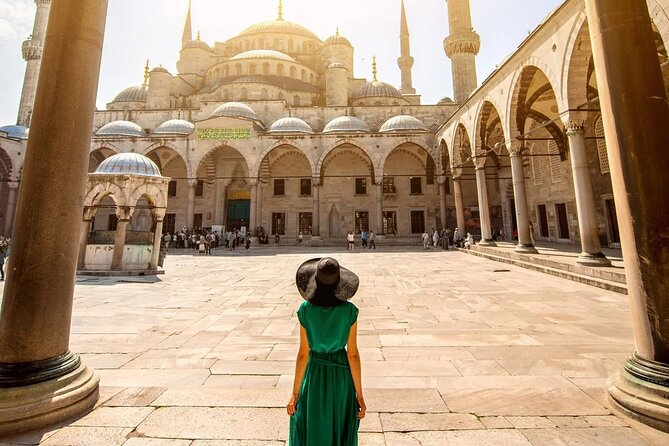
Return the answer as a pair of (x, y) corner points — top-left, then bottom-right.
(347, 321), (366, 419)
(287, 325), (310, 416)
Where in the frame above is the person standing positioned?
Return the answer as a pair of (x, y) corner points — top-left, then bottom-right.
(288, 258), (365, 445)
(368, 230), (376, 250)
(360, 230), (367, 248)
(347, 231), (355, 251)
(422, 231), (430, 250)
(432, 228), (439, 248)
(453, 228), (461, 248)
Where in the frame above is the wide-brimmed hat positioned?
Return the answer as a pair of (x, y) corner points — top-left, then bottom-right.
(295, 257), (359, 302)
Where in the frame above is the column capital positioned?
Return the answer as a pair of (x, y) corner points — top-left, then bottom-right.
(471, 155), (487, 170)
(188, 178), (199, 188)
(7, 180), (20, 190)
(82, 206), (97, 221)
(115, 206), (133, 221)
(312, 177), (321, 187)
(248, 179), (259, 187)
(452, 167), (463, 179)
(151, 207), (167, 220)
(437, 175), (448, 185)
(509, 142), (524, 157)
(562, 111), (588, 135)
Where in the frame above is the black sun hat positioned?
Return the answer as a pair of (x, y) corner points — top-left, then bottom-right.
(295, 257), (359, 302)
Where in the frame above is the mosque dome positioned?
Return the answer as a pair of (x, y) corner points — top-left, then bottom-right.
(268, 117), (314, 134)
(150, 66), (170, 74)
(94, 152), (161, 177)
(352, 80), (402, 100)
(112, 85), (148, 103)
(96, 121), (146, 138)
(379, 115), (428, 133)
(183, 39), (210, 50)
(211, 102), (258, 121)
(438, 96), (455, 105)
(0, 125), (29, 140)
(324, 34), (352, 47)
(153, 119), (195, 136)
(230, 49), (295, 63)
(323, 116), (370, 134)
(238, 20), (320, 41)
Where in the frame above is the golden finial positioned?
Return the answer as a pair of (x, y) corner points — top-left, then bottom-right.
(278, 0), (283, 20)
(196, 30), (201, 41)
(336, 27), (340, 37)
(143, 59), (149, 85)
(372, 55), (378, 81)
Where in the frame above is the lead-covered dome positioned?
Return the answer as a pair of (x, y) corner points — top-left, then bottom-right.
(94, 153), (161, 177)
(352, 80), (402, 100)
(230, 49), (295, 63)
(211, 102), (258, 121)
(268, 117), (313, 134)
(96, 121), (146, 138)
(0, 125), (29, 140)
(379, 115), (428, 133)
(323, 116), (370, 134)
(238, 20), (320, 41)
(324, 34), (352, 47)
(112, 85), (148, 103)
(153, 119), (195, 136)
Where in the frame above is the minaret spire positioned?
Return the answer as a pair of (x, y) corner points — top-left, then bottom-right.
(143, 59), (150, 86)
(182, 0), (193, 47)
(398, 0), (416, 95)
(278, 0), (284, 20)
(372, 56), (378, 81)
(444, 0), (481, 103)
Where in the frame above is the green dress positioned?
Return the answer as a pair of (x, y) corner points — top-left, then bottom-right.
(289, 300), (360, 445)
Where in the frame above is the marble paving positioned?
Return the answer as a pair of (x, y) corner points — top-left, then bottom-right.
(1, 246), (668, 445)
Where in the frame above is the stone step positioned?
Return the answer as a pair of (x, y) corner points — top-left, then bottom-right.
(461, 247), (628, 295)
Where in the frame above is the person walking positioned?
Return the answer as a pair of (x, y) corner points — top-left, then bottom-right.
(288, 258), (365, 445)
(368, 230), (376, 250)
(432, 229), (439, 248)
(422, 231), (430, 250)
(360, 230), (367, 248)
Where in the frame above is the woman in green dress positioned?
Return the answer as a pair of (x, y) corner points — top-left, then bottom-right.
(287, 257), (366, 445)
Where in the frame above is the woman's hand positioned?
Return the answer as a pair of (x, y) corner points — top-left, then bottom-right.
(286, 393), (299, 416)
(357, 395), (367, 419)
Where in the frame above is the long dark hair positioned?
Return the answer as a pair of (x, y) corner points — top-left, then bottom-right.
(310, 278), (343, 307)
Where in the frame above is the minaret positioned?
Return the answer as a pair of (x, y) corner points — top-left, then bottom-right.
(17, 0), (51, 127)
(398, 0), (415, 95)
(181, 0), (193, 47)
(443, 0), (480, 103)
(278, 0), (284, 20)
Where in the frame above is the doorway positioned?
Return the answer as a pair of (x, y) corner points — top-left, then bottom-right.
(555, 203), (570, 240)
(227, 199), (250, 230)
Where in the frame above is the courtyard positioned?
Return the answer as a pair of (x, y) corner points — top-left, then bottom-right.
(0, 247), (665, 445)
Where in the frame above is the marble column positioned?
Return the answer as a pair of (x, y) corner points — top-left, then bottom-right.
(585, 0), (669, 431)
(3, 181), (19, 236)
(186, 178), (197, 230)
(472, 156), (495, 246)
(565, 116), (611, 266)
(312, 179), (320, 237)
(111, 214), (130, 271)
(77, 207), (96, 270)
(509, 144), (537, 253)
(375, 181), (383, 235)
(452, 169), (466, 233)
(249, 180), (258, 233)
(0, 0), (108, 434)
(149, 209), (165, 270)
(255, 183), (262, 231)
(438, 176), (448, 230)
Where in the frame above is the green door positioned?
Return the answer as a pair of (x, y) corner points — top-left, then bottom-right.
(227, 199), (250, 230)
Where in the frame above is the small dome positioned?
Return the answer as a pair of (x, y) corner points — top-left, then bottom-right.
(238, 20), (320, 41)
(323, 116), (370, 134)
(153, 119), (195, 136)
(94, 153), (161, 177)
(150, 66), (170, 74)
(183, 39), (210, 50)
(96, 121), (146, 138)
(0, 125), (29, 140)
(328, 62), (347, 70)
(112, 85), (148, 103)
(268, 117), (313, 134)
(438, 97), (454, 105)
(379, 115), (428, 133)
(211, 102), (258, 121)
(352, 80), (402, 100)
(324, 34), (352, 47)
(230, 49), (295, 63)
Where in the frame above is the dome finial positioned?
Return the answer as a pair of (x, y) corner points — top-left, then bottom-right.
(143, 59), (150, 86)
(196, 30), (201, 41)
(278, 0), (283, 20)
(372, 55), (378, 81)
(336, 26), (340, 37)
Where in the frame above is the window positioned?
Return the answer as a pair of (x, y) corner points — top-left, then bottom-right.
(293, 95), (301, 106)
(195, 180), (204, 197)
(164, 213), (176, 235)
(548, 141), (562, 184)
(537, 205), (549, 238)
(300, 178), (312, 196)
(274, 179), (286, 196)
(272, 213), (286, 235)
(193, 213), (203, 231)
(531, 143), (544, 185)
(355, 211), (369, 234)
(168, 180), (177, 197)
(355, 178), (367, 195)
(426, 157), (436, 185)
(555, 203), (570, 239)
(107, 214), (118, 231)
(383, 211), (397, 235)
(410, 177), (423, 195)
(443, 179), (451, 195)
(299, 212), (313, 235)
(410, 210), (425, 234)
(595, 116), (610, 174)
(383, 177), (396, 194)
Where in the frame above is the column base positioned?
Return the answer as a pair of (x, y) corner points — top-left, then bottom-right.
(0, 361), (99, 436)
(515, 244), (539, 254)
(478, 239), (497, 247)
(576, 252), (612, 267)
(608, 353), (669, 433)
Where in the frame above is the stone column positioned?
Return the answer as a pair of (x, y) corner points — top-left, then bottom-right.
(77, 207), (96, 270)
(375, 181), (383, 235)
(312, 179), (320, 237)
(213, 180), (222, 225)
(111, 210), (130, 271)
(186, 178), (197, 230)
(565, 116), (611, 266)
(472, 156), (495, 246)
(509, 144), (538, 253)
(438, 176), (448, 230)
(584, 0), (669, 431)
(3, 181), (19, 236)
(0, 0), (108, 435)
(255, 183), (262, 231)
(452, 169), (466, 233)
(249, 180), (258, 234)
(149, 209), (165, 270)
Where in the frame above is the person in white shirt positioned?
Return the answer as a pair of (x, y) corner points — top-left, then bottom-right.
(432, 229), (439, 247)
(347, 231), (355, 251)
(422, 231), (430, 250)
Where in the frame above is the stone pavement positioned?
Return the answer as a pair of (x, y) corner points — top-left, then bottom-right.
(1, 246), (667, 445)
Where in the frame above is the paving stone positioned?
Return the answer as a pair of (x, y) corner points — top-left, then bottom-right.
(547, 416), (591, 428)
(380, 413), (484, 431)
(384, 429), (533, 446)
(480, 417), (514, 429)
(520, 427), (652, 445)
(71, 407), (155, 428)
(151, 388), (286, 407)
(105, 387), (168, 407)
(40, 427), (132, 446)
(123, 439), (192, 445)
(365, 388), (449, 413)
(582, 415), (629, 427)
(505, 416), (556, 429)
(358, 432), (386, 446)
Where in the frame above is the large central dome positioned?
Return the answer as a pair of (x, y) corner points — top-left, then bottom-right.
(238, 19), (321, 41)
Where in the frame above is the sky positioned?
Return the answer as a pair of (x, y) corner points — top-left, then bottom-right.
(0, 0), (564, 125)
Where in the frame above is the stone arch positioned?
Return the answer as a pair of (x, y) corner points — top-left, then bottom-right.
(83, 181), (127, 209)
(380, 142), (436, 177)
(89, 147), (117, 173)
(128, 184), (167, 210)
(196, 145), (251, 183)
(440, 139), (450, 174)
(143, 143), (191, 179)
(474, 100), (508, 152)
(0, 146), (13, 179)
(562, 12), (591, 110)
(317, 142), (376, 180)
(253, 141), (315, 178)
(452, 123), (473, 168)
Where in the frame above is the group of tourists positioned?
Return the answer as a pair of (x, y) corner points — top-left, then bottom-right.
(421, 227), (475, 250)
(346, 230), (376, 250)
(163, 228), (251, 255)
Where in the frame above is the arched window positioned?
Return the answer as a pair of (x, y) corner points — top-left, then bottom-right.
(273, 38), (280, 49)
(249, 64), (256, 76)
(294, 95), (301, 106)
(223, 66), (230, 77)
(288, 39), (294, 52)
(290, 66), (297, 79)
(235, 63), (242, 76)
(531, 143), (543, 186)
(595, 116), (610, 174)
(262, 62), (270, 76)
(309, 73), (315, 84)
(277, 64), (285, 77)
(301, 69), (307, 82)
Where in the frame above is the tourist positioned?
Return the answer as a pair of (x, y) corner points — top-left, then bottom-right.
(361, 230), (367, 248)
(441, 228), (449, 250)
(198, 235), (206, 255)
(288, 257), (365, 444)
(422, 231), (430, 250)
(453, 228), (461, 248)
(347, 231), (354, 251)
(275, 233), (281, 246)
(464, 233), (474, 249)
(163, 232), (171, 250)
(368, 230), (376, 249)
(297, 232), (304, 244)
(432, 228), (439, 247)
